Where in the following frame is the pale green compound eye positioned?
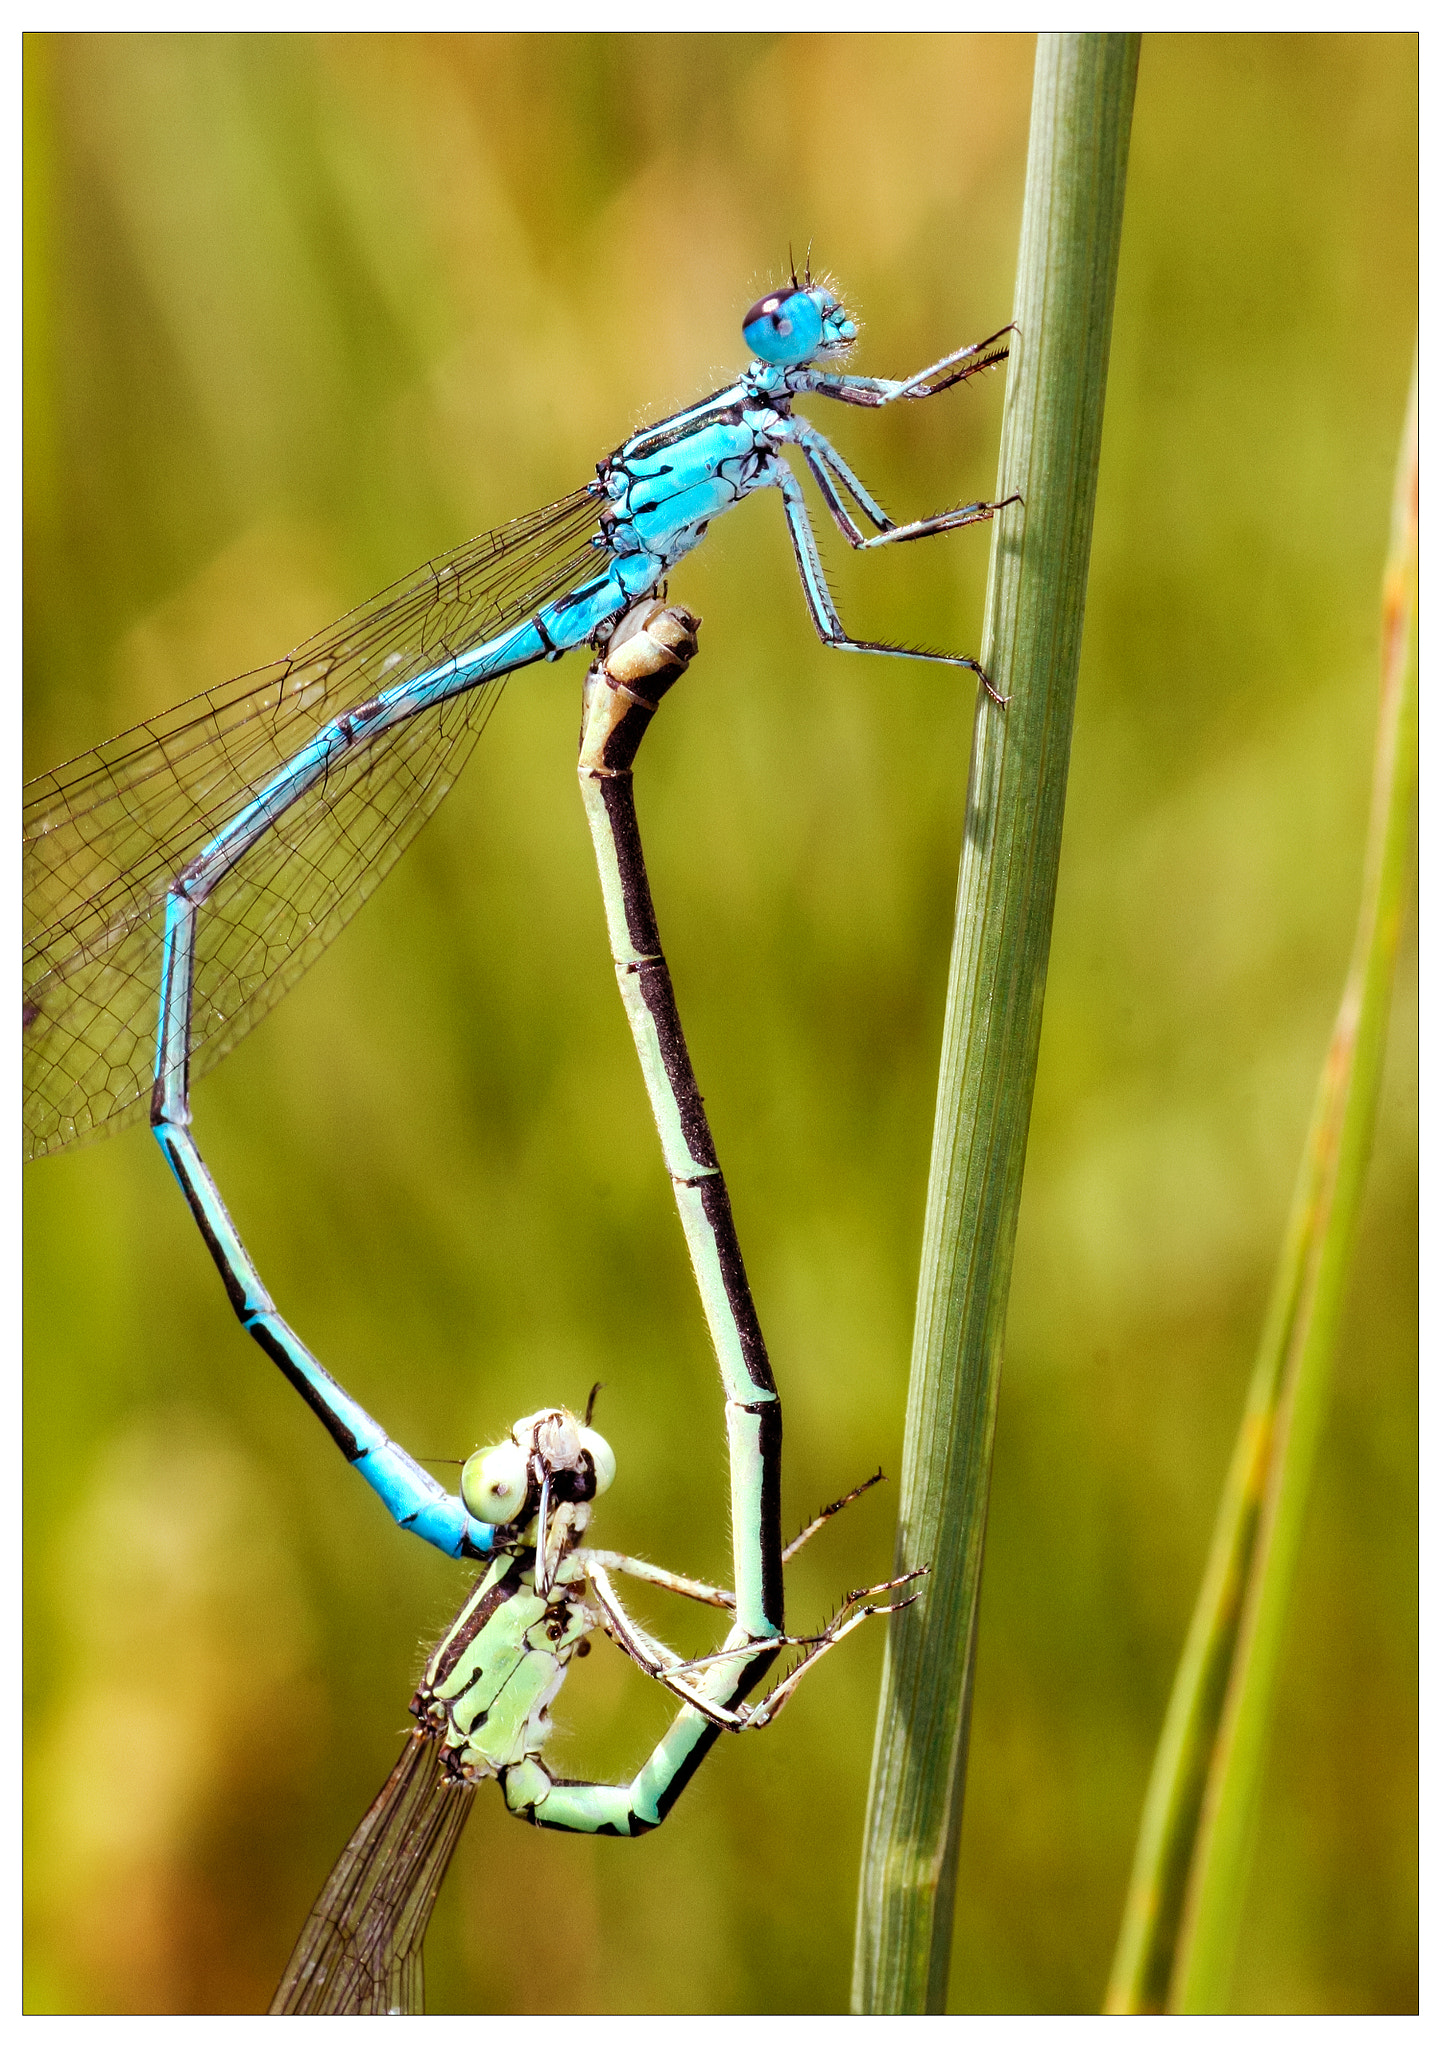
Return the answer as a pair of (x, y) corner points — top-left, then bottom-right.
(461, 1441), (530, 1523)
(580, 1428), (615, 1496)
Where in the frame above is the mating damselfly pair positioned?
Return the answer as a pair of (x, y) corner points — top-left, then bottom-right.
(25, 269), (1015, 2012)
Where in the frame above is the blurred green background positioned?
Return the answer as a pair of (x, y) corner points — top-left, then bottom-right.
(23, 32), (1416, 2016)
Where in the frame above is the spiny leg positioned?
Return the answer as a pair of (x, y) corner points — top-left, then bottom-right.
(582, 1467), (887, 1608)
(849, 495), (1020, 551)
(773, 466), (1011, 704)
(892, 323), (1018, 399)
(782, 1469), (886, 1565)
(585, 1557), (924, 1731)
(585, 1562), (752, 1726)
(804, 322), (1015, 408)
(789, 416), (1020, 552)
(580, 1549), (736, 1610)
(728, 1572), (927, 1731)
(787, 421), (897, 535)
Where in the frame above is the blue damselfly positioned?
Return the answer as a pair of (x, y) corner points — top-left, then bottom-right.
(26, 271), (1013, 2009)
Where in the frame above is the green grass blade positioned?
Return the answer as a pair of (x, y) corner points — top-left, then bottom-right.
(1105, 358), (1418, 2015)
(850, 31), (1140, 2016)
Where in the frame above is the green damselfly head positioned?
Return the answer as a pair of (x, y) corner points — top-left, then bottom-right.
(459, 1405), (614, 1527)
(741, 282), (857, 368)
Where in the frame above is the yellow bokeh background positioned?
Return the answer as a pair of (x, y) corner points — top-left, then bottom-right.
(24, 32), (1416, 2014)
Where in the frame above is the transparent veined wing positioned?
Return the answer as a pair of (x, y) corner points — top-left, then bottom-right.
(24, 484), (604, 1160)
(269, 1730), (475, 2015)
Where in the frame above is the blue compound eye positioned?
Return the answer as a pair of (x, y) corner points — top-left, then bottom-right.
(741, 287), (825, 366)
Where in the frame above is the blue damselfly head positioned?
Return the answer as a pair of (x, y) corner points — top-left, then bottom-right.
(742, 284), (857, 367)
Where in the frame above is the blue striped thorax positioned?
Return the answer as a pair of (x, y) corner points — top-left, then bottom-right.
(588, 281), (858, 575)
(597, 390), (789, 566)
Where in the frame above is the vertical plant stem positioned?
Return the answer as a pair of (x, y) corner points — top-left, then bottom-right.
(1160, 361), (1417, 2013)
(1105, 360), (1418, 2015)
(851, 32), (1140, 2015)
